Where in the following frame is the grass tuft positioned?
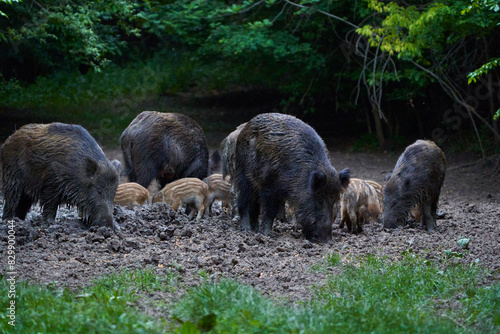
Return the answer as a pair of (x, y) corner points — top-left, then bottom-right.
(1, 256), (498, 333)
(0, 268), (177, 333)
(172, 254), (499, 333)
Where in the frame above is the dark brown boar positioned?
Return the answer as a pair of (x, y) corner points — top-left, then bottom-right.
(234, 113), (350, 243)
(339, 178), (381, 234)
(209, 150), (222, 175)
(203, 173), (231, 216)
(152, 177), (208, 220)
(383, 140), (446, 231)
(220, 122), (247, 217)
(1, 123), (119, 227)
(221, 122), (247, 180)
(120, 111), (209, 189)
(114, 182), (149, 207)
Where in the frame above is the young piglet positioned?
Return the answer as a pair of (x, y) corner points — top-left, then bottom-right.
(152, 178), (208, 220)
(203, 174), (231, 216)
(113, 182), (149, 207)
(340, 178), (381, 234)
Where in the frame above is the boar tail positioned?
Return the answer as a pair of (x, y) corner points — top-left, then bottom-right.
(121, 141), (134, 177)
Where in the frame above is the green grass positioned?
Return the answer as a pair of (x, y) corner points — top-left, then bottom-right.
(1, 256), (498, 333)
(314, 254), (499, 333)
(172, 254), (500, 333)
(0, 268), (178, 333)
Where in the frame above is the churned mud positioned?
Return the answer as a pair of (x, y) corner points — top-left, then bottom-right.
(1, 149), (499, 317)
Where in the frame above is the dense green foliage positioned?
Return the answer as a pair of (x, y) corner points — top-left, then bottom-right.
(0, 0), (499, 148)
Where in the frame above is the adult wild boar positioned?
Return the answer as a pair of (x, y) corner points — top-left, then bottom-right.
(1, 123), (119, 227)
(110, 159), (123, 174)
(221, 122), (247, 181)
(120, 111), (209, 189)
(209, 150), (222, 175)
(383, 140), (446, 231)
(220, 122), (247, 217)
(234, 113), (350, 243)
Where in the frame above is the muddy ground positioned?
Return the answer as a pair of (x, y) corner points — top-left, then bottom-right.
(1, 147), (499, 319)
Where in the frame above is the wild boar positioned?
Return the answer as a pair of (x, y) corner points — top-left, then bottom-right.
(113, 182), (149, 207)
(110, 159), (122, 174)
(339, 178), (381, 234)
(120, 111), (209, 189)
(220, 122), (247, 218)
(209, 150), (222, 175)
(364, 180), (383, 209)
(383, 140), (446, 231)
(152, 177), (208, 220)
(234, 113), (350, 243)
(1, 123), (119, 227)
(204, 173), (231, 216)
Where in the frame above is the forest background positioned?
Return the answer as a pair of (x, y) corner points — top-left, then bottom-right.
(1, 2), (500, 333)
(0, 0), (499, 156)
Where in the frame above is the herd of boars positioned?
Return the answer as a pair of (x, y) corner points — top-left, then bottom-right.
(1, 111), (446, 243)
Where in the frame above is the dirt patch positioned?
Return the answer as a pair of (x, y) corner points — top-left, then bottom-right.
(1, 150), (499, 317)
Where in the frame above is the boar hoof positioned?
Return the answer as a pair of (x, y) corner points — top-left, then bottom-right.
(426, 220), (437, 232)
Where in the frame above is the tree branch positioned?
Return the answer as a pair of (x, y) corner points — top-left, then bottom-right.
(283, 0), (361, 30)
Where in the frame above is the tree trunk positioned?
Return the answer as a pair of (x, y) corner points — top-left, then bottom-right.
(372, 106), (385, 147)
(483, 37), (499, 149)
(365, 108), (373, 134)
(487, 72), (499, 148)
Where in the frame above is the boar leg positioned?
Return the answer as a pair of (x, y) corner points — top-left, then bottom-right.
(347, 206), (358, 234)
(236, 177), (259, 232)
(339, 202), (347, 229)
(248, 199), (260, 232)
(238, 196), (260, 233)
(421, 200), (437, 232)
(230, 185), (239, 218)
(2, 187), (21, 220)
(186, 203), (197, 220)
(196, 207), (204, 220)
(341, 215), (352, 232)
(40, 188), (60, 224)
(41, 201), (58, 224)
(260, 196), (281, 236)
(206, 193), (216, 216)
(15, 193), (33, 220)
(171, 200), (182, 213)
(194, 198), (205, 220)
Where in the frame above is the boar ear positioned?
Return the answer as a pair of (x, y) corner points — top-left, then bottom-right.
(384, 172), (392, 182)
(309, 170), (326, 194)
(85, 158), (98, 178)
(338, 168), (351, 190)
